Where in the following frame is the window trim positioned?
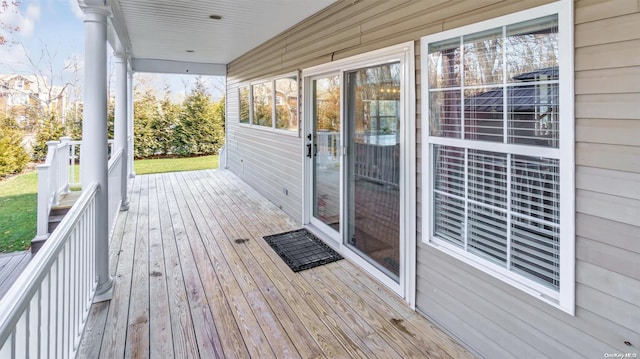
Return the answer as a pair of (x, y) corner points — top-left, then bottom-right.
(420, 1), (575, 314)
(238, 72), (300, 137)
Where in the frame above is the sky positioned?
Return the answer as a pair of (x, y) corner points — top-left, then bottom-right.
(0, 0), (224, 102)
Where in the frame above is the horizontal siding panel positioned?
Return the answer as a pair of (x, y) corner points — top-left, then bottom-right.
(417, 246), (616, 357)
(575, 12), (640, 47)
(228, 41), (287, 76)
(360, 16), (442, 45)
(575, 93), (640, 120)
(281, 26), (362, 64)
(419, 244), (639, 355)
(576, 189), (640, 226)
(575, 67), (640, 95)
(575, 39), (640, 71)
(359, 0), (452, 33)
(576, 213), (640, 255)
(576, 283), (640, 333)
(279, 0), (366, 45)
(416, 292), (514, 358)
(577, 117), (640, 146)
(576, 143), (640, 173)
(442, 0), (552, 30)
(283, 1), (396, 52)
(417, 268), (575, 358)
(576, 236), (640, 280)
(575, 0), (639, 24)
(576, 166), (640, 200)
(577, 261), (640, 307)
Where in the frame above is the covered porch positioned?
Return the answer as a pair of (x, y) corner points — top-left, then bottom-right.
(77, 169), (470, 358)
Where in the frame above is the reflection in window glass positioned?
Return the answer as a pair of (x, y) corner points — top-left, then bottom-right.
(253, 82), (273, 127)
(239, 86), (250, 124)
(346, 62), (402, 280)
(429, 15), (559, 148)
(275, 77), (298, 131)
(426, 14), (564, 291)
(463, 28), (503, 86)
(428, 38), (461, 89)
(429, 90), (461, 138)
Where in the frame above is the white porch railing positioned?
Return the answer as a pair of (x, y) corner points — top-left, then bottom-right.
(35, 137), (73, 241)
(316, 131), (340, 169)
(36, 138), (115, 240)
(316, 131), (399, 186)
(107, 149), (123, 238)
(0, 183), (99, 358)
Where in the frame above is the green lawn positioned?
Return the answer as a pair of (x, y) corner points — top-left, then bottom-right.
(0, 155), (219, 253)
(134, 155), (219, 175)
(0, 171), (38, 252)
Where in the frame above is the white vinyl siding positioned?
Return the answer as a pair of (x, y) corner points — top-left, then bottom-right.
(421, 2), (574, 313)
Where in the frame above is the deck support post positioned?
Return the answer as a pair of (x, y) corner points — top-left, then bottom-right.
(114, 50), (130, 211)
(127, 70), (135, 178)
(81, 3), (113, 303)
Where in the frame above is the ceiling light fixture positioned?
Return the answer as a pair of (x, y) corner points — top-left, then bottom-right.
(209, 15), (222, 20)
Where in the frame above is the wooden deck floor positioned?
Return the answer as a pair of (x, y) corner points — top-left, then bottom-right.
(78, 169), (473, 359)
(0, 250), (31, 301)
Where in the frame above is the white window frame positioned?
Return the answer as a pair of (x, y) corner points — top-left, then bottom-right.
(238, 72), (300, 136)
(420, 1), (575, 314)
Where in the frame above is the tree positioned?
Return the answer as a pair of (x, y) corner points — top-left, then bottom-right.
(0, 115), (30, 177)
(156, 87), (179, 155)
(133, 88), (162, 158)
(173, 77), (224, 156)
(32, 112), (64, 161)
(22, 43), (74, 128)
(0, 1), (21, 46)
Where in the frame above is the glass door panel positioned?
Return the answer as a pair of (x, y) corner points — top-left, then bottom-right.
(312, 75), (341, 231)
(345, 63), (402, 281)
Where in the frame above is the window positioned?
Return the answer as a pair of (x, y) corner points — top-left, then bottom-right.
(239, 86), (250, 124)
(421, 2), (574, 313)
(11, 93), (29, 105)
(239, 74), (299, 132)
(275, 76), (298, 131)
(252, 81), (273, 127)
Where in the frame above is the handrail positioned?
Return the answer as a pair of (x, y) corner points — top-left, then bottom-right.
(35, 138), (72, 240)
(35, 138), (117, 240)
(67, 139), (115, 187)
(0, 183), (99, 358)
(316, 131), (399, 186)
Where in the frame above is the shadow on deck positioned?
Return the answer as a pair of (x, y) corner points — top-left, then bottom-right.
(78, 169), (473, 358)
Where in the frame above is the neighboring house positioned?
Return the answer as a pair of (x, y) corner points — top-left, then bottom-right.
(224, 1), (639, 358)
(0, 74), (68, 124)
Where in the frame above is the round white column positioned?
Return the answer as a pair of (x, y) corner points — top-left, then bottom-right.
(127, 70), (135, 178)
(82, 5), (113, 302)
(114, 51), (129, 211)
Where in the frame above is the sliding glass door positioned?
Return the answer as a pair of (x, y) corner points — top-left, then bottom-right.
(310, 74), (341, 235)
(345, 63), (402, 281)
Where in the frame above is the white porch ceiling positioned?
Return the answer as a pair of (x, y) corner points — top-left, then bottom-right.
(107, 0), (337, 75)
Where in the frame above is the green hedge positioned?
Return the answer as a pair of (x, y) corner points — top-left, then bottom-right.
(0, 117), (30, 178)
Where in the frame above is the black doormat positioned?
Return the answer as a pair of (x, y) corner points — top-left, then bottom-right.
(263, 229), (343, 272)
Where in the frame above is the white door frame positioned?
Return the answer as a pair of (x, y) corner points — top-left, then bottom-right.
(303, 71), (343, 245)
(301, 42), (416, 307)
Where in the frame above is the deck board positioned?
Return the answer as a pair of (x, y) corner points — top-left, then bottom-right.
(0, 251), (31, 301)
(79, 169), (474, 358)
